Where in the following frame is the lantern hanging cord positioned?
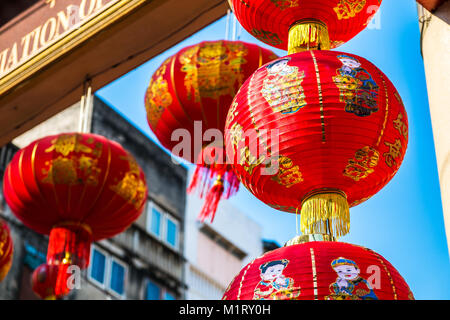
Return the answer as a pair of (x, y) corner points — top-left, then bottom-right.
(79, 77), (93, 134)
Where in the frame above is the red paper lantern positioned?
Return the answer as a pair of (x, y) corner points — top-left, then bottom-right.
(229, 0), (382, 53)
(31, 263), (71, 300)
(224, 51), (408, 238)
(222, 237), (414, 300)
(0, 219), (13, 282)
(145, 40), (277, 221)
(3, 133), (147, 268)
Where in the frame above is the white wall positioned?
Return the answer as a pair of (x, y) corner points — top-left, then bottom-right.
(184, 170), (264, 300)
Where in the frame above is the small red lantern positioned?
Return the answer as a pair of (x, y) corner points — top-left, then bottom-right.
(0, 219), (13, 282)
(224, 51), (408, 238)
(229, 0), (382, 53)
(145, 40), (277, 221)
(3, 133), (147, 269)
(223, 236), (414, 300)
(31, 263), (70, 300)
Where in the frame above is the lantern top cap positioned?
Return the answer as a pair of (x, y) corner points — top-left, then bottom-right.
(284, 234), (336, 246)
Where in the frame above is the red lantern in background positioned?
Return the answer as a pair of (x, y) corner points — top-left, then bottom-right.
(0, 219), (13, 282)
(229, 0), (382, 53)
(31, 263), (70, 300)
(3, 133), (147, 272)
(145, 40), (277, 221)
(224, 51), (408, 238)
(223, 237), (414, 300)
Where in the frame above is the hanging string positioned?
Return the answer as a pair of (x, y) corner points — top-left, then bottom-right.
(78, 77), (93, 134)
(232, 13), (237, 41)
(225, 9), (231, 41)
(237, 18), (242, 40)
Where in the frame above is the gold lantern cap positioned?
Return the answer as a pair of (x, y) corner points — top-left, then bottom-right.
(284, 233), (336, 247)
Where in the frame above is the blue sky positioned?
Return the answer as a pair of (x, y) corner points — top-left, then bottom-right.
(97, 0), (450, 300)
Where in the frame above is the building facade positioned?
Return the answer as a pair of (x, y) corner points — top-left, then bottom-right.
(184, 192), (265, 300)
(0, 95), (188, 300)
(417, 1), (450, 255)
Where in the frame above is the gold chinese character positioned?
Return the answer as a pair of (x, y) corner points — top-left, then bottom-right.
(271, 155), (303, 188)
(393, 113), (408, 140)
(343, 146), (379, 181)
(334, 0), (367, 20)
(383, 139), (402, 168)
(239, 146), (265, 175)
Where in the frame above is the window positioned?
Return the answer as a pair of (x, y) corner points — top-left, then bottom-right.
(109, 259), (126, 296)
(146, 200), (180, 250)
(89, 248), (107, 286)
(163, 291), (176, 300)
(88, 246), (128, 298)
(149, 206), (162, 237)
(145, 280), (161, 300)
(165, 216), (178, 249)
(144, 279), (176, 300)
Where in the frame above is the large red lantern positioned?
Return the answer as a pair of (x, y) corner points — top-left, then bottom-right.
(145, 40), (277, 221)
(222, 236), (414, 300)
(3, 133), (147, 269)
(224, 51), (408, 238)
(229, 0), (382, 53)
(0, 219), (13, 282)
(31, 263), (70, 300)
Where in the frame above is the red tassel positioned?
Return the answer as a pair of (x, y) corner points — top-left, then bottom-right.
(47, 223), (92, 269)
(187, 165), (202, 194)
(189, 145), (241, 223)
(197, 176), (225, 223)
(223, 169), (240, 199)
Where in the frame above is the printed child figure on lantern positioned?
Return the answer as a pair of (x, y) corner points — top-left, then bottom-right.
(261, 58), (307, 115)
(253, 259), (301, 300)
(326, 257), (378, 300)
(333, 54), (379, 117)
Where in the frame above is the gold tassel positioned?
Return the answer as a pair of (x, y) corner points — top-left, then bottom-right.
(288, 19), (331, 54)
(299, 191), (350, 239)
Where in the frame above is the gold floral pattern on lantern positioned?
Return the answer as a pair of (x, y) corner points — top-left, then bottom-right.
(145, 58), (173, 127)
(239, 146), (266, 175)
(41, 135), (103, 186)
(270, 0), (299, 10)
(110, 154), (146, 209)
(251, 29), (283, 46)
(334, 0), (367, 20)
(271, 155), (303, 188)
(343, 146), (380, 181)
(45, 134), (93, 156)
(180, 42), (248, 102)
(229, 122), (244, 155)
(0, 225), (9, 258)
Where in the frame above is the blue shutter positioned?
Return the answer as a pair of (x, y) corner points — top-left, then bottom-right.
(110, 260), (126, 295)
(146, 280), (161, 300)
(90, 249), (106, 284)
(166, 218), (177, 247)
